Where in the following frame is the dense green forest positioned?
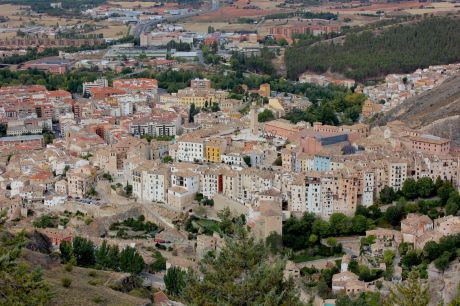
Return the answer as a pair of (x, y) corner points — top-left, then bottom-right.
(285, 16), (460, 81)
(0, 0), (106, 16)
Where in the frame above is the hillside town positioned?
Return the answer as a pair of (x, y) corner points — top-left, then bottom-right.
(0, 0), (460, 306)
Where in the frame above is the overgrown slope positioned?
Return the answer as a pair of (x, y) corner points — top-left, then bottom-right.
(285, 16), (460, 81)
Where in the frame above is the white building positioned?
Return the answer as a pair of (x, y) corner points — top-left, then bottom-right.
(176, 138), (204, 162)
(362, 172), (375, 207)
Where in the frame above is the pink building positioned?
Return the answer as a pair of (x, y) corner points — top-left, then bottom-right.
(264, 120), (303, 140)
(411, 134), (451, 154)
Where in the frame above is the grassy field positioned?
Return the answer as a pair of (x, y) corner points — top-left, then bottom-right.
(19, 248), (150, 306)
(87, 23), (130, 39)
(44, 265), (150, 306)
(191, 218), (221, 234)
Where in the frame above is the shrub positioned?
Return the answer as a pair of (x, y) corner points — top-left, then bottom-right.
(64, 263), (73, 272)
(61, 277), (72, 288)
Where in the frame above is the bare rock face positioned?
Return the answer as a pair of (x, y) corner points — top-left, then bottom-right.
(376, 75), (460, 145)
(428, 261), (460, 305)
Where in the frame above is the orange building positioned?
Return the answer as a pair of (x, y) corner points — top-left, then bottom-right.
(88, 87), (127, 100)
(411, 135), (451, 155)
(112, 78), (158, 93)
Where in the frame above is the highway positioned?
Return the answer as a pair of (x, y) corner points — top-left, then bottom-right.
(132, 0), (220, 38)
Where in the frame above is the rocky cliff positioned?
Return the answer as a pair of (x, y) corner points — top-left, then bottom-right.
(376, 75), (460, 145)
(428, 261), (460, 305)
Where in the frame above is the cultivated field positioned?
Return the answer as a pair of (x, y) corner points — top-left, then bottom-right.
(311, 1), (460, 16)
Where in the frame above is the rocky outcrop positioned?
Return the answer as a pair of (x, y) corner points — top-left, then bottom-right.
(376, 75), (460, 145)
(428, 261), (460, 305)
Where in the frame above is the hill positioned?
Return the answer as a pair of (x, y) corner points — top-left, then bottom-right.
(375, 75), (460, 145)
(20, 248), (151, 306)
(285, 16), (460, 81)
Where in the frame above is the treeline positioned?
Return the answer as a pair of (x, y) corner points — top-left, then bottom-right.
(400, 231), (460, 279)
(230, 48), (276, 76)
(265, 11), (338, 20)
(379, 177), (460, 226)
(285, 16), (460, 81)
(282, 212), (373, 251)
(0, 68), (116, 93)
(0, 0), (106, 16)
(60, 237), (145, 274)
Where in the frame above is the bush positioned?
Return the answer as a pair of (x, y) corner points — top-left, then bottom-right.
(64, 263), (73, 272)
(88, 270), (97, 277)
(61, 277), (72, 288)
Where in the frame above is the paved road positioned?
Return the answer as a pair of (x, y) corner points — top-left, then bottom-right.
(133, 0), (220, 38)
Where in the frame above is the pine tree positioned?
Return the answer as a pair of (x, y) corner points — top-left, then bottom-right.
(59, 240), (73, 263)
(385, 271), (429, 306)
(183, 230), (303, 305)
(0, 212), (51, 305)
(164, 267), (186, 296)
(119, 246), (144, 274)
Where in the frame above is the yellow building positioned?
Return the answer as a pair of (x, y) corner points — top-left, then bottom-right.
(259, 83), (271, 98)
(180, 95), (210, 108)
(205, 138), (227, 163)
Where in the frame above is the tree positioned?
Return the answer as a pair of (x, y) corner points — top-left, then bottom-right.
(95, 240), (109, 268)
(217, 207), (234, 235)
(164, 267), (186, 296)
(107, 245), (120, 270)
(422, 240), (441, 261)
(402, 178), (418, 200)
(383, 249), (395, 266)
(183, 230), (302, 305)
(72, 236), (95, 267)
(438, 181), (455, 204)
(385, 204), (405, 226)
(416, 177), (435, 198)
(211, 102), (220, 112)
(401, 250), (420, 268)
(352, 215), (368, 234)
(312, 219), (330, 236)
(385, 271), (429, 306)
(0, 212), (51, 305)
(59, 240), (73, 263)
(189, 103), (199, 123)
(445, 199), (459, 216)
(150, 251), (166, 272)
(329, 213), (352, 235)
(380, 186), (397, 204)
(445, 191), (460, 215)
(162, 155), (173, 163)
(273, 155), (282, 166)
(243, 156), (252, 167)
(258, 109), (275, 122)
(278, 37), (288, 46)
(266, 232), (284, 254)
(283, 213), (317, 250)
(434, 251), (452, 271)
(124, 183), (133, 196)
(120, 246), (144, 274)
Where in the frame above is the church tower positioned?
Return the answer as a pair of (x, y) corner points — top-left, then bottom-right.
(250, 102), (257, 135)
